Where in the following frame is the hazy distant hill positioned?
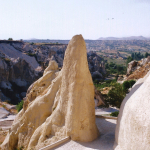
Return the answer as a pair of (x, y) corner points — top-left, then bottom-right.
(98, 36), (150, 40)
(24, 39), (69, 44)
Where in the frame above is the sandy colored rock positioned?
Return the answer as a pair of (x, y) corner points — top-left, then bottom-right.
(94, 87), (105, 106)
(1, 35), (99, 150)
(114, 70), (150, 150)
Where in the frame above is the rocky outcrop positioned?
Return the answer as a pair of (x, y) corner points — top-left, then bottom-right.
(126, 56), (150, 80)
(94, 88), (105, 106)
(114, 70), (150, 150)
(0, 51), (42, 104)
(0, 40), (105, 104)
(126, 60), (138, 75)
(87, 51), (106, 81)
(1, 35), (99, 150)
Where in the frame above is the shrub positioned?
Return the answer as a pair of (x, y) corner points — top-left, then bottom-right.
(16, 100), (24, 112)
(122, 81), (130, 92)
(2, 104), (6, 108)
(123, 80), (136, 92)
(27, 53), (36, 57)
(110, 111), (119, 117)
(129, 80), (136, 87)
(106, 82), (126, 108)
(94, 79), (116, 90)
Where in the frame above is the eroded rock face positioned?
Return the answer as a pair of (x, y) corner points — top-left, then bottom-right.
(87, 51), (106, 80)
(0, 55), (42, 104)
(0, 40), (105, 104)
(114, 71), (150, 150)
(125, 56), (150, 81)
(126, 60), (138, 76)
(1, 35), (99, 150)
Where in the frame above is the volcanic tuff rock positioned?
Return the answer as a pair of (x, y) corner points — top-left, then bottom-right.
(0, 52), (42, 104)
(1, 35), (99, 150)
(87, 51), (106, 81)
(125, 56), (150, 80)
(126, 60), (138, 75)
(114, 70), (150, 150)
(0, 40), (105, 103)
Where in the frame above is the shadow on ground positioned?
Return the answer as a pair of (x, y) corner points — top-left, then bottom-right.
(52, 118), (116, 150)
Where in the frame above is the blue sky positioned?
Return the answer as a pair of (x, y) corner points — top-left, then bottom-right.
(0, 0), (150, 40)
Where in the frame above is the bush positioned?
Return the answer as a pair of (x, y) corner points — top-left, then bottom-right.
(129, 80), (136, 87)
(106, 82), (126, 108)
(16, 100), (24, 112)
(27, 53), (36, 57)
(122, 81), (130, 92)
(123, 80), (136, 92)
(94, 79), (116, 90)
(110, 111), (119, 117)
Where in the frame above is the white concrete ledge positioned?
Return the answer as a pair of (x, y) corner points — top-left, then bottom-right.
(96, 115), (117, 120)
(39, 136), (70, 150)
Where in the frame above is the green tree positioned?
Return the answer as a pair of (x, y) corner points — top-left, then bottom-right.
(122, 80), (136, 92)
(8, 38), (13, 41)
(122, 81), (130, 92)
(126, 56), (133, 65)
(106, 83), (126, 108)
(145, 52), (149, 58)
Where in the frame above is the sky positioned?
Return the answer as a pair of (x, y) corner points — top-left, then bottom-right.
(0, 0), (150, 40)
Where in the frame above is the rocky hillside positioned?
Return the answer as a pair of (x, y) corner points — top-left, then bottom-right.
(0, 40), (105, 104)
(125, 56), (150, 80)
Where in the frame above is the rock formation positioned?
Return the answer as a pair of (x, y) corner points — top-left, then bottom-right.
(0, 40), (105, 103)
(126, 60), (138, 76)
(125, 56), (150, 80)
(87, 51), (106, 81)
(0, 52), (42, 104)
(1, 35), (99, 150)
(94, 88), (105, 107)
(114, 70), (150, 150)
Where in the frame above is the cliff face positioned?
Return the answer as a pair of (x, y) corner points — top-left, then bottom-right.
(0, 50), (42, 104)
(0, 41), (105, 103)
(1, 35), (99, 150)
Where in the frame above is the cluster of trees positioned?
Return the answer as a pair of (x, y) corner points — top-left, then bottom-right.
(127, 52), (150, 64)
(131, 52), (144, 61)
(105, 62), (126, 75)
(145, 52), (150, 58)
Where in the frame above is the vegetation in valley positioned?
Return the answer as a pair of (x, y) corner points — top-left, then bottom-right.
(105, 62), (126, 75)
(94, 79), (116, 90)
(110, 111), (119, 117)
(16, 100), (24, 112)
(105, 82), (126, 108)
(122, 80), (136, 92)
(126, 52), (150, 65)
(95, 79), (136, 108)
